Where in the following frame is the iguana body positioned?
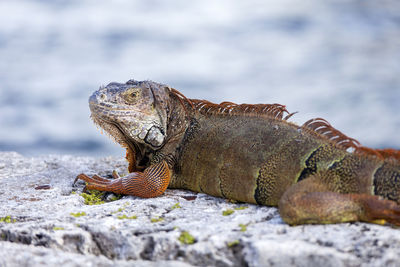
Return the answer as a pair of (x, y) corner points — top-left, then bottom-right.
(76, 79), (400, 226)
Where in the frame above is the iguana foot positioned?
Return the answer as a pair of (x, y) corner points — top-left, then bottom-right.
(74, 161), (171, 198)
(353, 194), (400, 226)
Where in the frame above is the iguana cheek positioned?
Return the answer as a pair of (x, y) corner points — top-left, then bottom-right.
(145, 126), (164, 147)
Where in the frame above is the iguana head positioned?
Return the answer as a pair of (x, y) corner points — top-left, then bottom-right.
(89, 79), (170, 158)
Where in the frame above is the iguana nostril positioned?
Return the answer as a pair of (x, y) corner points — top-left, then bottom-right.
(100, 93), (107, 101)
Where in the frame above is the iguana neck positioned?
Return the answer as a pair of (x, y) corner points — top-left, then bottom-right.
(149, 92), (192, 167)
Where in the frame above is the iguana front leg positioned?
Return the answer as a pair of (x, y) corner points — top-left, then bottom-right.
(75, 161), (171, 198)
(279, 174), (400, 226)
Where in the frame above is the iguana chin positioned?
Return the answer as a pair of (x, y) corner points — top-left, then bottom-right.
(75, 79), (400, 226)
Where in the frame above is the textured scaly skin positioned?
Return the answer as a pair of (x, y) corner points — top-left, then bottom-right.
(76, 79), (400, 226)
(171, 114), (378, 204)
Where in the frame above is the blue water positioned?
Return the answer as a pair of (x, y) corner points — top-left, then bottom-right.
(1, 0), (400, 157)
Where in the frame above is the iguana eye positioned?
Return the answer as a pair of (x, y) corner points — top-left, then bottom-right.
(124, 88), (141, 102)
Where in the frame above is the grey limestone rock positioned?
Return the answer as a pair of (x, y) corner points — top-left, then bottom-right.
(1, 151), (400, 266)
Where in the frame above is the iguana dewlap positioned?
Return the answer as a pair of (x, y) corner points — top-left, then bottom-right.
(76, 79), (400, 226)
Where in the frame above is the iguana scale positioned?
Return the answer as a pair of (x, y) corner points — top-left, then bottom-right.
(76, 79), (400, 226)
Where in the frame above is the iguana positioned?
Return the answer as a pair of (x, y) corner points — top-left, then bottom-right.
(75, 79), (400, 226)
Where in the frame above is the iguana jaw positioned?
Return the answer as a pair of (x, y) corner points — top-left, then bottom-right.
(91, 113), (160, 170)
(90, 113), (141, 154)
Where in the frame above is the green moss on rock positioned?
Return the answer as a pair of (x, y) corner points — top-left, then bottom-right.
(108, 194), (123, 201)
(117, 214), (137, 220)
(234, 206), (248, 210)
(178, 231), (195, 244)
(222, 209), (235, 216)
(150, 217), (163, 223)
(80, 191), (105, 205)
(239, 223), (247, 232)
(171, 203), (182, 209)
(70, 212), (86, 217)
(227, 240), (240, 247)
(0, 216), (16, 223)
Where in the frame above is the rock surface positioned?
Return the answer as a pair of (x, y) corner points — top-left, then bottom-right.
(1, 151), (400, 266)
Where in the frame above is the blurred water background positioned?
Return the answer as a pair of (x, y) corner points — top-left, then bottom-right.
(0, 0), (399, 157)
